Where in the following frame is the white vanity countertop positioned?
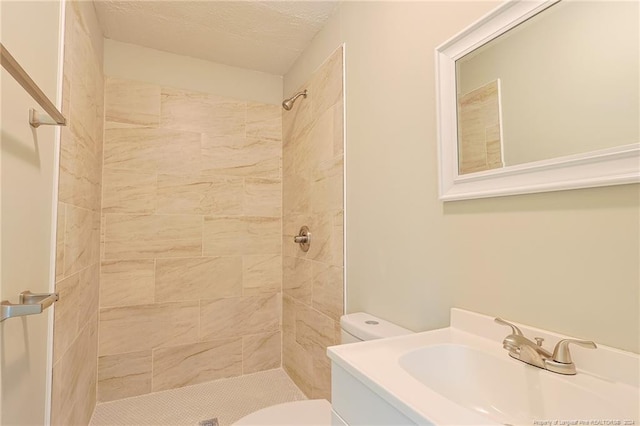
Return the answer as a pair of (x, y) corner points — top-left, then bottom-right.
(327, 309), (640, 425)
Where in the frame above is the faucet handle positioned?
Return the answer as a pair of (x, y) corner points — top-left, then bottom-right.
(494, 317), (524, 336)
(552, 338), (597, 364)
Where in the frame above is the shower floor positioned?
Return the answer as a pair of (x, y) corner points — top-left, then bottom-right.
(90, 368), (307, 426)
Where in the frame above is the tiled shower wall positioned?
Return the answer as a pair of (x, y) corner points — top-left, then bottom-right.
(51, 2), (104, 424)
(282, 46), (344, 399)
(97, 78), (283, 401)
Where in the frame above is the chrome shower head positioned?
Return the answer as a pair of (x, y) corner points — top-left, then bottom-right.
(282, 89), (308, 111)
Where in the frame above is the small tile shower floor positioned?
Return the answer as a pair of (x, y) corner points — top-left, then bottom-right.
(90, 368), (307, 426)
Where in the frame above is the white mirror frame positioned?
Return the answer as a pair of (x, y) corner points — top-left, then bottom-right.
(436, 0), (640, 201)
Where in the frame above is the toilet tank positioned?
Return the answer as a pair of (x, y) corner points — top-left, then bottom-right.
(340, 312), (413, 344)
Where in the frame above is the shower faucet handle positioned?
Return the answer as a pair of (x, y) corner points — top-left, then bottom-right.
(293, 235), (309, 244)
(293, 226), (311, 252)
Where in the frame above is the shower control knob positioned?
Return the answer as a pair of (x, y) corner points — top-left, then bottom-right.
(294, 226), (311, 252)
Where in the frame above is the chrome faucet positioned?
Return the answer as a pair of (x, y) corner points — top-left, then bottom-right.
(495, 318), (597, 375)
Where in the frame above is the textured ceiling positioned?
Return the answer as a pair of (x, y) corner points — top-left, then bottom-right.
(93, 1), (339, 75)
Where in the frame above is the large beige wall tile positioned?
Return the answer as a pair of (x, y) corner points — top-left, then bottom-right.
(77, 264), (100, 334)
(104, 127), (201, 174)
(331, 211), (344, 267)
(282, 295), (296, 345)
(63, 205), (100, 276)
(244, 178), (282, 217)
(95, 79), (105, 156)
(105, 78), (160, 126)
(200, 294), (280, 340)
(282, 342), (313, 398)
(103, 128), (158, 173)
(309, 48), (343, 117)
(97, 350), (152, 402)
(311, 354), (332, 401)
(58, 126), (102, 211)
(283, 256), (313, 304)
(105, 214), (202, 243)
(294, 213), (334, 264)
(53, 272), (81, 363)
(65, 20), (103, 149)
(283, 124), (315, 178)
(296, 305), (338, 362)
(282, 327), (313, 396)
(157, 174), (243, 215)
(102, 170), (157, 214)
(243, 254), (282, 296)
(103, 239), (203, 260)
(51, 315), (98, 426)
(333, 101), (344, 157)
(155, 257), (242, 302)
(98, 301), (199, 356)
(312, 264), (344, 322)
(55, 203), (66, 281)
(202, 135), (281, 178)
(305, 107), (337, 168)
(69, 71), (100, 153)
(154, 134), (202, 175)
(246, 103), (282, 142)
(311, 156), (344, 214)
(160, 87), (245, 135)
(282, 295), (313, 397)
(203, 216), (281, 256)
(100, 260), (155, 307)
(283, 173), (310, 216)
(242, 331), (281, 374)
(104, 213), (203, 262)
(100, 214), (106, 245)
(282, 87), (313, 144)
(152, 339), (242, 391)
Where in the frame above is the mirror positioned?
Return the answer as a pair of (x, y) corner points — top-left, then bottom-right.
(436, 0), (639, 201)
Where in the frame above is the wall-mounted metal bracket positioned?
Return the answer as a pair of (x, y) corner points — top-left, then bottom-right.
(29, 108), (62, 128)
(0, 291), (59, 322)
(1, 43), (67, 128)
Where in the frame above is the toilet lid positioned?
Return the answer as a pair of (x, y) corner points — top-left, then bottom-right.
(232, 399), (331, 426)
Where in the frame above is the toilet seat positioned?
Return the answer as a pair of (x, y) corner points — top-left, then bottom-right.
(232, 399), (331, 426)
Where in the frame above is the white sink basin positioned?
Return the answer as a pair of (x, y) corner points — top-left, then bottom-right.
(328, 309), (640, 425)
(399, 343), (635, 424)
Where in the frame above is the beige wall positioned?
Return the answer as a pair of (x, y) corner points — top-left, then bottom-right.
(282, 46), (344, 400)
(457, 0), (639, 165)
(1, 1), (61, 424)
(104, 39), (283, 106)
(97, 77), (283, 401)
(285, 1), (639, 353)
(51, 1), (104, 424)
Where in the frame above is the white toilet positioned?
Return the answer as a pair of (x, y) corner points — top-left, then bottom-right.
(233, 312), (413, 426)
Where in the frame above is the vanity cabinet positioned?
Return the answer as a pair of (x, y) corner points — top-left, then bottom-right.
(330, 364), (416, 426)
